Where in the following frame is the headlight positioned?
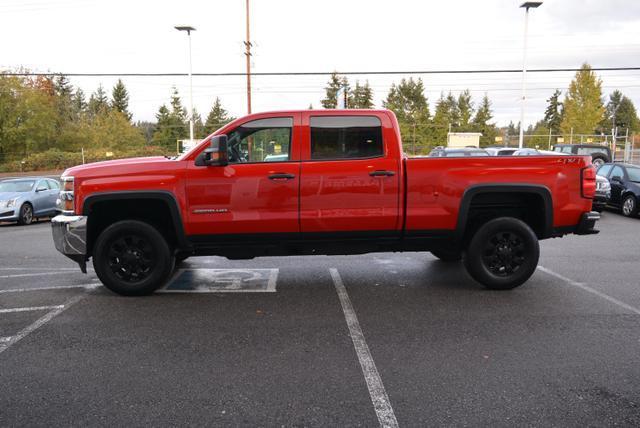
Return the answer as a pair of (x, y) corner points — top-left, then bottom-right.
(0, 198), (18, 208)
(57, 176), (75, 214)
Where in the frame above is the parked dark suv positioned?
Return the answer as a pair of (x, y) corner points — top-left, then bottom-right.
(552, 144), (611, 167)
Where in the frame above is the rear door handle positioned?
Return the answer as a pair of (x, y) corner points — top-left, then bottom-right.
(369, 170), (396, 177)
(268, 173), (296, 180)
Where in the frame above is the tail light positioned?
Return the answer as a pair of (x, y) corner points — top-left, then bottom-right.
(56, 176), (75, 214)
(581, 166), (596, 199)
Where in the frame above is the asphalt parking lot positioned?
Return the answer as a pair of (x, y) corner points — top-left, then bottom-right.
(1, 212), (640, 426)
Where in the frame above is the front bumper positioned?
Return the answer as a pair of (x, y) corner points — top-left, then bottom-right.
(575, 211), (600, 235)
(0, 207), (18, 221)
(51, 214), (88, 272)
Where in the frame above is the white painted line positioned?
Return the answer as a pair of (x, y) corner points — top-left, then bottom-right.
(0, 305), (64, 314)
(0, 293), (86, 355)
(330, 268), (399, 428)
(0, 271), (73, 279)
(538, 266), (640, 316)
(0, 283), (101, 294)
(0, 336), (12, 343)
(0, 267), (94, 271)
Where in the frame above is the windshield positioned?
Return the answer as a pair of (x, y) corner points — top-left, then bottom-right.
(0, 180), (35, 193)
(627, 167), (640, 182)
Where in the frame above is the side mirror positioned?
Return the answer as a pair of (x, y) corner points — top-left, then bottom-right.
(201, 135), (228, 166)
(36, 186), (47, 192)
(611, 175), (622, 183)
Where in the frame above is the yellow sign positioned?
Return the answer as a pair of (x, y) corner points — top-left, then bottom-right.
(557, 137), (564, 143)
(105, 152), (114, 157)
(495, 136), (503, 142)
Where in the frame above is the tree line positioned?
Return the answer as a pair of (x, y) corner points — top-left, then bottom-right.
(1, 62), (639, 171)
(319, 63), (639, 152)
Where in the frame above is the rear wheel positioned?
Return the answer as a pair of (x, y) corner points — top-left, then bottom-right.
(463, 217), (539, 290)
(17, 203), (33, 225)
(622, 194), (638, 217)
(93, 220), (174, 296)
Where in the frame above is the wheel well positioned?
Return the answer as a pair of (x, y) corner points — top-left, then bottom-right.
(85, 198), (179, 256)
(462, 191), (549, 242)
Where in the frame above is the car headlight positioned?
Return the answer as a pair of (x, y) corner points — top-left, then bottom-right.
(0, 198), (18, 208)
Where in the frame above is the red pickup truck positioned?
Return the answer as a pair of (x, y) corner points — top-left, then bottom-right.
(52, 109), (599, 295)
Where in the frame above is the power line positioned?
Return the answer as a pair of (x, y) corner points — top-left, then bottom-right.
(3, 66), (640, 77)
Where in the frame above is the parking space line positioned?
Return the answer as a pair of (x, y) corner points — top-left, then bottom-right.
(0, 283), (101, 294)
(0, 268), (93, 271)
(538, 266), (640, 315)
(330, 268), (399, 428)
(0, 293), (87, 355)
(0, 271), (72, 279)
(0, 305), (64, 314)
(0, 336), (12, 343)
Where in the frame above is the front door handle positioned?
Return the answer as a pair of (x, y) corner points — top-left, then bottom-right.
(268, 173), (296, 180)
(369, 170), (396, 177)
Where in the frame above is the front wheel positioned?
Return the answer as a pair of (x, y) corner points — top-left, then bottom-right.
(17, 203), (33, 225)
(93, 220), (174, 296)
(463, 217), (539, 290)
(621, 194), (638, 217)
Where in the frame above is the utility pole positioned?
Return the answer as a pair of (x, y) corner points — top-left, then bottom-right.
(244, 0), (252, 114)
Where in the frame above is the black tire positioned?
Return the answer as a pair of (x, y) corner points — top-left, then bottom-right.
(431, 249), (462, 262)
(621, 194), (638, 217)
(93, 220), (174, 296)
(591, 155), (607, 168)
(17, 203), (33, 225)
(463, 217), (539, 290)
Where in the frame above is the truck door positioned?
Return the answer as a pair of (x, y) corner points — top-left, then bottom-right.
(299, 114), (401, 233)
(185, 114), (301, 236)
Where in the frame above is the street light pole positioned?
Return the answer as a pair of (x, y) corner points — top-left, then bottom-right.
(175, 26), (196, 143)
(518, 2), (542, 149)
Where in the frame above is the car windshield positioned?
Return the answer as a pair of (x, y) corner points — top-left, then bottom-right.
(627, 167), (640, 182)
(0, 180), (35, 193)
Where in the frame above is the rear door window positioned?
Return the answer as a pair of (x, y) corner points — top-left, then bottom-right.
(310, 116), (383, 160)
(596, 165), (612, 177)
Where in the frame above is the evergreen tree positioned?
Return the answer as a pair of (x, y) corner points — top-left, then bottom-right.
(350, 81), (374, 109)
(321, 72), (348, 109)
(543, 89), (563, 134)
(192, 108), (205, 139)
(457, 90), (473, 129)
(204, 97), (233, 134)
(604, 90), (639, 134)
(150, 88), (188, 150)
(383, 78), (430, 153)
(111, 79), (132, 121)
(53, 74), (74, 127)
(472, 94), (497, 146)
(72, 88), (87, 119)
(560, 63), (605, 135)
(87, 84), (110, 118)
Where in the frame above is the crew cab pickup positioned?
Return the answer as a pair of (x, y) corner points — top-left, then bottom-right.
(51, 109), (600, 295)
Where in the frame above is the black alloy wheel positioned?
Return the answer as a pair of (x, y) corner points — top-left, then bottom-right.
(93, 220), (174, 296)
(463, 217), (539, 290)
(107, 234), (156, 283)
(482, 231), (525, 276)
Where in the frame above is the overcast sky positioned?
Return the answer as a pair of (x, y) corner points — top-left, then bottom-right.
(2, 0), (639, 128)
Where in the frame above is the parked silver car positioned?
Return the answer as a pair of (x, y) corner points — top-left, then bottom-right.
(0, 177), (60, 225)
